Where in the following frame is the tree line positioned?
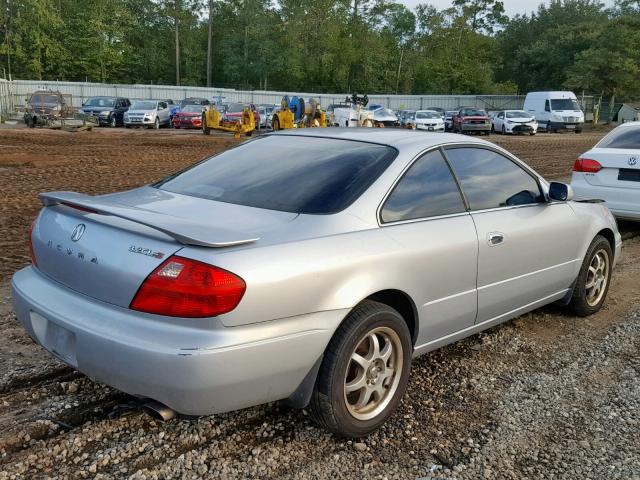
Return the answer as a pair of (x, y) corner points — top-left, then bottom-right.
(0, 0), (639, 99)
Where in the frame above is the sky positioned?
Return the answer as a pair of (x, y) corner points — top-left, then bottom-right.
(399, 0), (616, 17)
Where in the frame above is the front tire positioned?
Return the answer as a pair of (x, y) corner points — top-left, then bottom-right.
(309, 300), (412, 437)
(567, 235), (612, 317)
(109, 115), (117, 127)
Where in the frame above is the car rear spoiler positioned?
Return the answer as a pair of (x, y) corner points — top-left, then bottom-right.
(39, 191), (260, 248)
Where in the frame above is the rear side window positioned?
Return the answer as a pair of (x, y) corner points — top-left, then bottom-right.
(157, 136), (397, 214)
(597, 126), (640, 149)
(381, 150), (465, 223)
(445, 147), (543, 210)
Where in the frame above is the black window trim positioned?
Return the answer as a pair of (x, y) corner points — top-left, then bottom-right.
(441, 144), (548, 213)
(377, 142), (550, 226)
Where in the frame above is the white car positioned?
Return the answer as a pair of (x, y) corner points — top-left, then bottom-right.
(571, 121), (640, 220)
(411, 110), (445, 131)
(124, 100), (171, 129)
(492, 110), (538, 135)
(524, 91), (584, 133)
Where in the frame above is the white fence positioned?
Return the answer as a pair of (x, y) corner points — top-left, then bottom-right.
(0, 79), (14, 120)
(10, 79), (529, 112)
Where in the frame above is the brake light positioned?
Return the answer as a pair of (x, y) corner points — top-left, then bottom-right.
(130, 256), (246, 318)
(573, 158), (602, 173)
(29, 219), (37, 266)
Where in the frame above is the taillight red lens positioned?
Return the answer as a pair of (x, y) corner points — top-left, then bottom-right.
(29, 219), (37, 266)
(573, 158), (602, 173)
(130, 256), (246, 318)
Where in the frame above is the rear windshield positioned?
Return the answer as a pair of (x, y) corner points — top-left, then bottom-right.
(156, 136), (397, 214)
(597, 125), (640, 149)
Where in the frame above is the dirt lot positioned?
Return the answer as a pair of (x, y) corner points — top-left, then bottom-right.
(0, 127), (638, 479)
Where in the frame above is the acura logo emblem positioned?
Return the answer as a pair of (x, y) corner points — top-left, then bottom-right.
(630, 157), (637, 166)
(70, 224), (86, 242)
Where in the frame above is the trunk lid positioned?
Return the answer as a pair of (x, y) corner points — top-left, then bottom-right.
(32, 187), (296, 308)
(582, 148), (640, 189)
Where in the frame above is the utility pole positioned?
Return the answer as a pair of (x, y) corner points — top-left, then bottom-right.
(175, 0), (181, 86)
(207, 0), (213, 87)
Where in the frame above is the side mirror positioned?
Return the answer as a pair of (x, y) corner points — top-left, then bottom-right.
(548, 182), (573, 202)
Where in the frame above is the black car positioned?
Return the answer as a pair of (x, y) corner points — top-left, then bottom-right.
(180, 97), (210, 108)
(24, 91), (69, 127)
(81, 96), (131, 127)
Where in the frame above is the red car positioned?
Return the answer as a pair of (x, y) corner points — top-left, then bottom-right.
(451, 107), (491, 135)
(172, 104), (204, 129)
(223, 102), (260, 125)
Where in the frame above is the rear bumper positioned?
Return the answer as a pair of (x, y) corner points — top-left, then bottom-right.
(12, 267), (345, 415)
(571, 173), (640, 220)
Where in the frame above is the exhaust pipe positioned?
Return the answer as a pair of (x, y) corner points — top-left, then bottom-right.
(142, 400), (176, 421)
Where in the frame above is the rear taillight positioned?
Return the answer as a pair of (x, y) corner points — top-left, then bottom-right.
(29, 219), (37, 266)
(573, 158), (602, 173)
(130, 256), (246, 318)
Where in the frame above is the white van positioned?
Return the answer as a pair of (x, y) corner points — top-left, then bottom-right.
(523, 91), (584, 133)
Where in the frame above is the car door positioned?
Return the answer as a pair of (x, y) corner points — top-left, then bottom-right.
(158, 102), (169, 125)
(494, 111), (505, 131)
(444, 146), (581, 324)
(379, 149), (478, 346)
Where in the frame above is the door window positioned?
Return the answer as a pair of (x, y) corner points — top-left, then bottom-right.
(545, 100), (550, 112)
(445, 147), (544, 211)
(381, 149), (466, 223)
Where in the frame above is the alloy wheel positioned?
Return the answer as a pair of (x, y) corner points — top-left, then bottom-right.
(343, 326), (403, 421)
(585, 248), (609, 307)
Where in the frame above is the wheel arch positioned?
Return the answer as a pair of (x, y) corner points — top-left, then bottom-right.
(596, 227), (616, 255)
(364, 289), (419, 346)
(285, 288), (419, 409)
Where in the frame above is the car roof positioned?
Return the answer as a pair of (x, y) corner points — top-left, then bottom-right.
(269, 128), (492, 150)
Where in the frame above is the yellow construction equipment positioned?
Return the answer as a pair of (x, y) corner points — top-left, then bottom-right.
(202, 106), (255, 138)
(272, 96), (326, 131)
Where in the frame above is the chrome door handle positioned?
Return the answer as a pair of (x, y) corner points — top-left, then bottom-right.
(487, 232), (505, 246)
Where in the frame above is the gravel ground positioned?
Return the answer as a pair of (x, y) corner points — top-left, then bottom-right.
(0, 127), (638, 479)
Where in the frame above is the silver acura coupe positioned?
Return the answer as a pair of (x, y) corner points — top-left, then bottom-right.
(12, 130), (621, 437)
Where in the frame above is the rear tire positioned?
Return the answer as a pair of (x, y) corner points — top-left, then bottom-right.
(309, 300), (412, 437)
(567, 235), (612, 317)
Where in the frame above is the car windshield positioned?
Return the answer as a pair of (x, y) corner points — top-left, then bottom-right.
(30, 94), (60, 104)
(377, 108), (395, 116)
(85, 98), (115, 107)
(462, 109), (487, 116)
(416, 112), (440, 119)
(550, 99), (580, 111)
(226, 103), (245, 113)
(597, 125), (640, 149)
(181, 105), (203, 113)
(131, 101), (156, 110)
(156, 136), (397, 214)
(506, 111), (530, 118)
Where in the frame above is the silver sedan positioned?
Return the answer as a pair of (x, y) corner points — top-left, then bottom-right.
(12, 130), (621, 437)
